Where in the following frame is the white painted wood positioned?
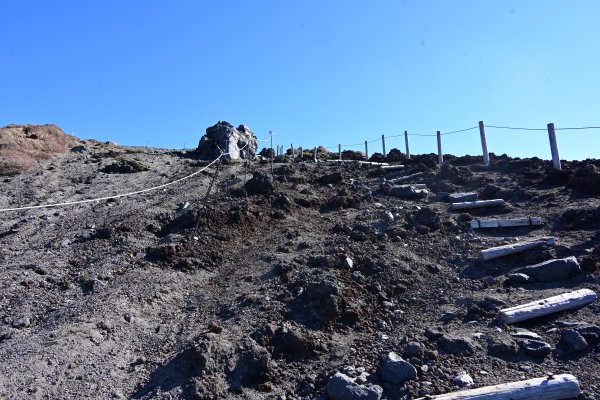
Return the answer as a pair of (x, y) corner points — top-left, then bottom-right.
(479, 121), (490, 166)
(390, 183), (427, 189)
(452, 199), (505, 210)
(480, 237), (555, 261)
(404, 130), (410, 159)
(498, 289), (597, 324)
(547, 123), (562, 170)
(470, 217), (543, 229)
(437, 130), (443, 164)
(358, 161), (389, 166)
(415, 374), (580, 400)
(449, 192), (478, 203)
(380, 165), (406, 170)
(391, 172), (423, 183)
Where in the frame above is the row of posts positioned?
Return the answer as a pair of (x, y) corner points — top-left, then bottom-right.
(269, 121), (562, 170)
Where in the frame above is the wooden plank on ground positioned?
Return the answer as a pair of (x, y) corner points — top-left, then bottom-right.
(415, 374), (580, 400)
(480, 237), (555, 261)
(498, 289), (597, 324)
(391, 172), (423, 184)
(471, 217), (543, 229)
(380, 164), (405, 170)
(451, 199), (505, 210)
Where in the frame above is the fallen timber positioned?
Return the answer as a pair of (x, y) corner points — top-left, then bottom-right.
(480, 237), (555, 261)
(498, 289), (597, 324)
(415, 373), (581, 400)
(451, 199), (505, 210)
(470, 217), (543, 229)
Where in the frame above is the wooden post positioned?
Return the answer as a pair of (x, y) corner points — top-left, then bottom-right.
(437, 131), (443, 164)
(314, 147), (317, 162)
(548, 123), (561, 170)
(404, 130), (410, 159)
(338, 144), (342, 161)
(451, 199), (505, 210)
(270, 131), (273, 174)
(381, 134), (386, 157)
(480, 237), (555, 261)
(364, 141), (369, 161)
(479, 121), (490, 166)
(415, 374), (581, 400)
(291, 143), (295, 161)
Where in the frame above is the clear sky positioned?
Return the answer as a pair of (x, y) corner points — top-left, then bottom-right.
(1, 1), (599, 160)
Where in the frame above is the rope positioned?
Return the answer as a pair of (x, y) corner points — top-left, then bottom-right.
(555, 126), (600, 131)
(0, 137), (259, 213)
(441, 126), (478, 135)
(486, 125), (546, 131)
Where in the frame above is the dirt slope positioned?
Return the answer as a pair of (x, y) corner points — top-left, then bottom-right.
(0, 143), (598, 399)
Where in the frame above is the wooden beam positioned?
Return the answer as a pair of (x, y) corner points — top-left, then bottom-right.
(480, 237), (555, 261)
(471, 217), (543, 229)
(391, 172), (423, 184)
(415, 374), (581, 400)
(451, 199), (505, 210)
(380, 165), (406, 171)
(498, 289), (597, 324)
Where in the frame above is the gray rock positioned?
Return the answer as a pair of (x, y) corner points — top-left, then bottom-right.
(379, 352), (417, 384)
(197, 121), (257, 161)
(449, 193), (478, 203)
(563, 329), (588, 352)
(520, 339), (552, 357)
(438, 334), (478, 355)
(515, 256), (581, 282)
(577, 325), (600, 343)
(327, 372), (383, 400)
(506, 273), (531, 284)
(341, 257), (354, 270)
(452, 372), (474, 387)
(402, 341), (424, 358)
(11, 317), (31, 329)
(390, 186), (428, 199)
(511, 330), (542, 340)
(487, 333), (519, 357)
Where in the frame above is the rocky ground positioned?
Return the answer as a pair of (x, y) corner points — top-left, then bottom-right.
(0, 137), (599, 399)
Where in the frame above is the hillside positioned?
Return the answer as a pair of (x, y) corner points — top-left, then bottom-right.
(0, 137), (598, 399)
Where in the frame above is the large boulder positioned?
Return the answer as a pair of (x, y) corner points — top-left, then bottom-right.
(197, 121), (257, 161)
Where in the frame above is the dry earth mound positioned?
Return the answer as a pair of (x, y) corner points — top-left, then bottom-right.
(0, 124), (78, 175)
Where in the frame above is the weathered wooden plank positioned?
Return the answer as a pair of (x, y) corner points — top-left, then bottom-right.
(451, 199), (505, 210)
(415, 374), (580, 400)
(480, 237), (555, 261)
(388, 183), (427, 189)
(498, 289), (597, 324)
(358, 161), (390, 166)
(470, 217), (543, 229)
(380, 164), (405, 170)
(390, 172), (423, 184)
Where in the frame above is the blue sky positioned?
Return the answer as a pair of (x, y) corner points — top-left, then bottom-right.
(1, 1), (599, 160)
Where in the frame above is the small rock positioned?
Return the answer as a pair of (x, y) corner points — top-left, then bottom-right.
(437, 334), (478, 355)
(379, 352), (417, 384)
(341, 257), (354, 270)
(327, 372), (383, 400)
(383, 211), (395, 222)
(352, 271), (364, 282)
(452, 372), (474, 388)
(520, 339), (552, 357)
(402, 341), (424, 358)
(511, 330), (542, 340)
(562, 329), (588, 352)
(11, 317), (31, 329)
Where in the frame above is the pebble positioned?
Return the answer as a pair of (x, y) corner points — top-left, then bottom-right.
(379, 352), (417, 384)
(11, 317), (31, 329)
(351, 271), (364, 281)
(452, 372), (474, 388)
(562, 329), (588, 352)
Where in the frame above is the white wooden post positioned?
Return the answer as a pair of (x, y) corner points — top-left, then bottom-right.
(548, 123), (561, 170)
(270, 130), (273, 174)
(338, 144), (342, 161)
(479, 121), (490, 166)
(365, 141), (368, 161)
(437, 131), (443, 164)
(313, 147), (317, 162)
(405, 130), (410, 159)
(382, 134), (386, 157)
(299, 146), (303, 160)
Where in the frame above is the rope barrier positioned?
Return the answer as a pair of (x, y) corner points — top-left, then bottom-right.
(0, 137), (259, 213)
(486, 125), (547, 131)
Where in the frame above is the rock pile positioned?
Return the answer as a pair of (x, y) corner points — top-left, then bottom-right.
(197, 121), (258, 161)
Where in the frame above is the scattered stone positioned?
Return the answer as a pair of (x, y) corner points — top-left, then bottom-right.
(352, 271), (364, 282)
(577, 325), (600, 343)
(515, 256), (581, 282)
(520, 339), (552, 357)
(452, 372), (474, 388)
(402, 341), (424, 358)
(486, 333), (519, 357)
(341, 257), (354, 270)
(327, 372), (383, 400)
(379, 352), (417, 384)
(562, 329), (588, 352)
(101, 158), (149, 174)
(318, 172), (344, 184)
(11, 317), (31, 329)
(437, 334), (478, 355)
(506, 273), (530, 284)
(511, 330), (542, 340)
